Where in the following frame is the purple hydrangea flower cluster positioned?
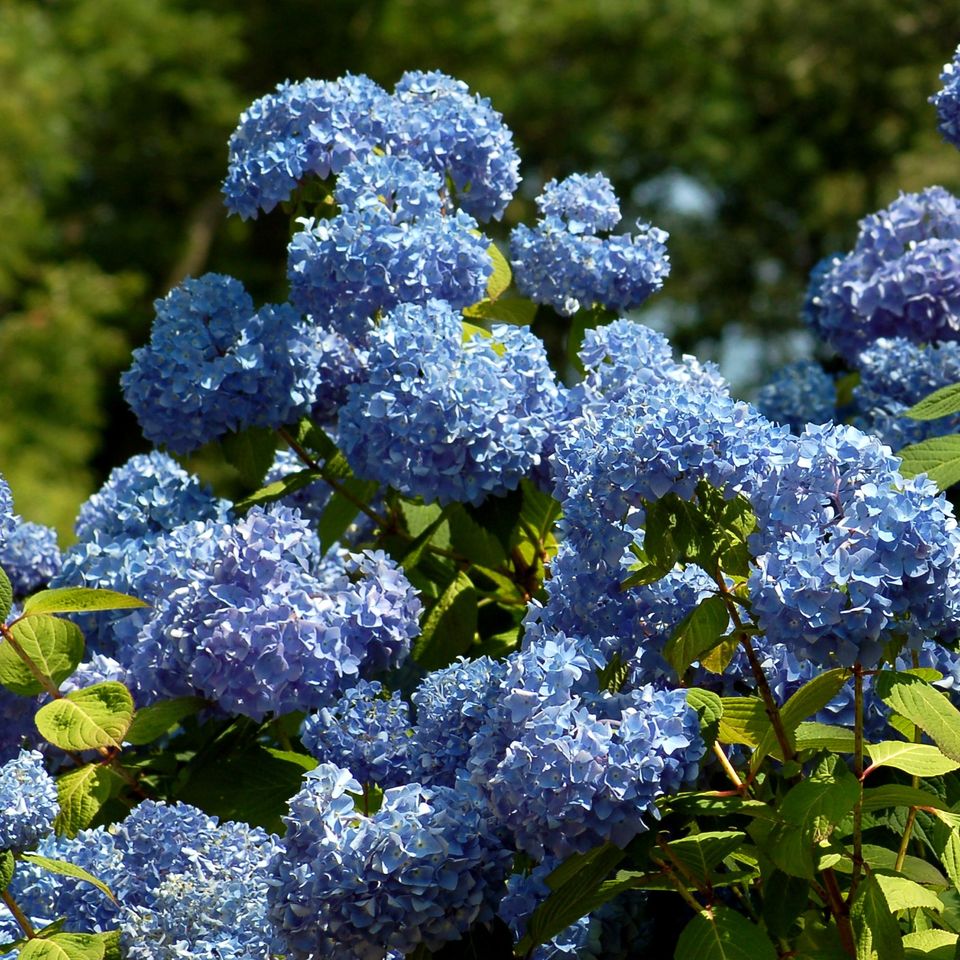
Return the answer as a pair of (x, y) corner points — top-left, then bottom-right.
(747, 423), (960, 667)
(932, 45), (960, 151)
(125, 507), (420, 718)
(223, 73), (392, 219)
(121, 274), (326, 454)
(805, 187), (960, 355)
(510, 174), (670, 315)
(0, 750), (57, 851)
(339, 299), (564, 505)
(301, 680), (413, 788)
(755, 360), (837, 434)
(852, 337), (960, 449)
(5, 801), (280, 959)
(467, 634), (705, 859)
(287, 156), (491, 342)
(0, 519), (61, 598)
(268, 764), (512, 959)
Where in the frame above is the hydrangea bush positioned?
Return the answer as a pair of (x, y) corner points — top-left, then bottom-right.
(6, 50), (960, 960)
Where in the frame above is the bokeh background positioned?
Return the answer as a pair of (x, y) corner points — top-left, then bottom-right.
(3, 0), (960, 536)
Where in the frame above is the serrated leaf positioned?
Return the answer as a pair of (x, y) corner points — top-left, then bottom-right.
(293, 418), (338, 460)
(411, 571), (477, 671)
(447, 505), (505, 569)
(399, 506), (452, 572)
(0, 850), (13, 891)
(858, 845), (948, 888)
(851, 873), (906, 960)
(941, 829), (960, 891)
(21, 853), (116, 904)
(752, 668), (850, 770)
(486, 242), (511, 300)
(897, 435), (960, 489)
(874, 874), (943, 913)
(35, 682), (134, 751)
(124, 697), (204, 746)
(519, 480), (562, 543)
(659, 793), (776, 821)
(519, 843), (624, 953)
(762, 871), (809, 939)
(794, 722), (856, 753)
(0, 615), (85, 695)
(875, 671), (960, 763)
(664, 595), (730, 677)
(233, 468), (323, 513)
(865, 741), (960, 777)
(700, 635), (740, 675)
(661, 831), (746, 881)
(905, 383), (960, 421)
(0, 567), (12, 621)
(220, 426), (277, 488)
(21, 588), (148, 617)
(54, 764), (115, 837)
(19, 932), (105, 960)
(902, 929), (959, 959)
(674, 905), (778, 960)
(717, 697), (767, 747)
(687, 688), (723, 746)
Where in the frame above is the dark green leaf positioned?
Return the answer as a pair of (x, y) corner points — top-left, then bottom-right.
(233, 468), (323, 513)
(411, 571), (477, 670)
(861, 784), (948, 813)
(659, 793), (776, 821)
(857, 845), (947, 888)
(762, 871), (809, 938)
(905, 384), (960, 421)
(850, 873), (905, 960)
(220, 426), (277, 488)
(686, 688), (723, 746)
(897, 435), (960, 489)
(124, 697), (204, 745)
(317, 480), (379, 553)
(0, 615), (85, 695)
(664, 595), (729, 676)
(399, 506), (452, 572)
(293, 419), (337, 461)
(875, 671), (960, 763)
(447, 504), (505, 569)
(662, 831), (746, 881)
(673, 905), (778, 960)
(465, 486), (523, 554)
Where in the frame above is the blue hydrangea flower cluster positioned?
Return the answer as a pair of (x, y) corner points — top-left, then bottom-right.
(301, 680), (413, 788)
(467, 634), (705, 859)
(125, 507), (420, 718)
(0, 473), (13, 544)
(0, 750), (57, 851)
(932, 45), (960, 151)
(223, 73), (392, 219)
(287, 156), (491, 342)
(0, 519), (61, 598)
(268, 764), (512, 959)
(223, 70), (519, 223)
(747, 423), (960, 667)
(0, 687), (40, 765)
(755, 360), (837, 434)
(852, 337), (960, 449)
(122, 274), (326, 454)
(339, 299), (564, 505)
(4, 801), (280, 959)
(510, 175), (670, 315)
(408, 656), (508, 787)
(805, 187), (960, 354)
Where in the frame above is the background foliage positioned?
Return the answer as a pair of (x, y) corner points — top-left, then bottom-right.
(3, 0), (960, 535)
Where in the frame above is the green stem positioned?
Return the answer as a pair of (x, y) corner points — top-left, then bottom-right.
(712, 741), (745, 792)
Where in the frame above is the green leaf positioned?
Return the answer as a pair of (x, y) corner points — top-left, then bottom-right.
(751, 668), (850, 770)
(859, 845), (948, 888)
(659, 793), (776, 821)
(54, 764), (116, 837)
(851, 873), (906, 960)
(700, 635), (740, 675)
(861, 784), (948, 813)
(444, 506), (505, 570)
(874, 874), (943, 913)
(905, 383), (960, 421)
(485, 242), (511, 300)
(717, 697), (768, 747)
(35, 682), (134, 751)
(461, 320), (506, 356)
(0, 567), (12, 623)
(673, 905), (778, 960)
(264, 748), (318, 772)
(317, 479), (379, 553)
(21, 588), (148, 617)
(874, 671), (960, 763)
(902, 929), (959, 959)
(19, 933), (106, 960)
(0, 850), (13, 891)
(462, 296), (537, 325)
(661, 831), (745, 882)
(762, 871), (809, 939)
(233, 468), (323, 513)
(124, 696), (204, 745)
(941, 829), (960, 891)
(687, 688), (723, 746)
(411, 571), (477, 670)
(865, 741), (960, 777)
(220, 426), (277, 488)
(794, 722), (857, 753)
(293, 419), (338, 460)
(519, 843), (625, 953)
(897, 435), (960, 489)
(176, 742), (310, 833)
(20, 853), (116, 904)
(519, 479), (562, 543)
(399, 506), (452, 572)
(664, 595), (730, 677)
(0, 615), (84, 695)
